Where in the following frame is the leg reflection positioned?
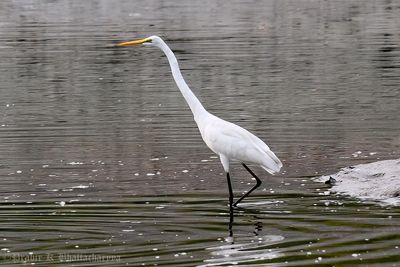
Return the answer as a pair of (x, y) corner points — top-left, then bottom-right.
(228, 209), (264, 241)
(253, 221), (263, 236)
(228, 205), (234, 239)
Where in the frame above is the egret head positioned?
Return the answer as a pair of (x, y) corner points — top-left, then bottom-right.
(116, 35), (162, 48)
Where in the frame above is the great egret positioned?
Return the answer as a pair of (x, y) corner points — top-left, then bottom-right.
(117, 36), (283, 207)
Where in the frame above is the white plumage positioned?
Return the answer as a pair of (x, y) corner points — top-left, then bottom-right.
(117, 35), (283, 207)
(197, 113), (282, 174)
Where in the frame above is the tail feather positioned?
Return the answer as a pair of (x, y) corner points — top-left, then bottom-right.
(261, 149), (283, 174)
(246, 131), (282, 174)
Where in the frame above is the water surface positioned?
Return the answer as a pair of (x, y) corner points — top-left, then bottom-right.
(0, 0), (399, 266)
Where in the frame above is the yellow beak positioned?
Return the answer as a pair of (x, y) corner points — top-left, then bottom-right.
(116, 38), (150, 47)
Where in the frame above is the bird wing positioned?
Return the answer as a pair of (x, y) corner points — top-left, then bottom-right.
(200, 116), (282, 174)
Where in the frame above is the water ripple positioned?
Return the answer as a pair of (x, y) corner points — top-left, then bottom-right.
(1, 0), (400, 266)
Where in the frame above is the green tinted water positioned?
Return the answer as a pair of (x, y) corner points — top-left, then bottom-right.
(0, 0), (399, 266)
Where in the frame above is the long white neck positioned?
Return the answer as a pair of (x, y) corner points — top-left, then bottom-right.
(156, 39), (207, 120)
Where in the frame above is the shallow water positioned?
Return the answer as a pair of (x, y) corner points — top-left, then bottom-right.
(0, 0), (399, 266)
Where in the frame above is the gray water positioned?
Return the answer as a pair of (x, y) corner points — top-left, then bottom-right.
(0, 0), (399, 266)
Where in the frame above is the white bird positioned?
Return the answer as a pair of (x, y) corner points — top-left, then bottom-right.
(117, 36), (283, 207)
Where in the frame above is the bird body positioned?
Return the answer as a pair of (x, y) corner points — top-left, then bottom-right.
(117, 35), (282, 207)
(197, 112), (282, 174)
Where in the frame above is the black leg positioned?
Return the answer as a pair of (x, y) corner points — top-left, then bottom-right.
(226, 172), (235, 239)
(226, 172), (234, 208)
(233, 163), (262, 207)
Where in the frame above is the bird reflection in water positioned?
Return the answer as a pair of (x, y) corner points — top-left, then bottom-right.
(204, 207), (284, 266)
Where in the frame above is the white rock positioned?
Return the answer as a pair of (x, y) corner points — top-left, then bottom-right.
(316, 159), (400, 205)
